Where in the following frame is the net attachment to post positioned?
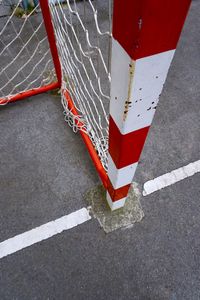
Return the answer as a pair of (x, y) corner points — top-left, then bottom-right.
(49, 0), (112, 172)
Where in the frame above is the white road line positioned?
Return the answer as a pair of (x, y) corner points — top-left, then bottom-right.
(0, 208), (91, 259)
(143, 160), (200, 196)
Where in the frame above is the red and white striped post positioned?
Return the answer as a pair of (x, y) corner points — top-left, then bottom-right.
(107, 0), (191, 210)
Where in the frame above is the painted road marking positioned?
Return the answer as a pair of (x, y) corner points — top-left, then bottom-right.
(0, 208), (91, 259)
(143, 160), (200, 196)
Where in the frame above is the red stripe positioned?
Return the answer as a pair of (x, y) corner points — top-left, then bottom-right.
(109, 116), (150, 169)
(107, 178), (131, 202)
(113, 0), (191, 60)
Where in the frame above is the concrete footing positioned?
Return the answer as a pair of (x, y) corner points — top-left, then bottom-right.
(85, 183), (144, 233)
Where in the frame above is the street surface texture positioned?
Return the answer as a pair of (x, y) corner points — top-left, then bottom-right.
(0, 1), (200, 299)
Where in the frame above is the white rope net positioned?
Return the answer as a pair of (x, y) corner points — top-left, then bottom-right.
(49, 0), (112, 170)
(0, 0), (55, 104)
(0, 0), (112, 170)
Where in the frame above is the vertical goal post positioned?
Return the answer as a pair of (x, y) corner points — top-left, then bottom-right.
(0, 0), (192, 210)
(107, 0), (192, 210)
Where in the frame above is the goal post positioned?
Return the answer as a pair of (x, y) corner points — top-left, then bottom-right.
(0, 0), (191, 211)
(40, 0), (62, 87)
(107, 0), (191, 210)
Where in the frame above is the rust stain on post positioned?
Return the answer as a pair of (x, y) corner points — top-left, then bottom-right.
(123, 60), (135, 121)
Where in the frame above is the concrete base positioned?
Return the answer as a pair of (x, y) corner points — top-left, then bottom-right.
(85, 183), (144, 233)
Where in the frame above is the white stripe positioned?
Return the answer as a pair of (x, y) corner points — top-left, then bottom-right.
(143, 160), (200, 196)
(110, 38), (175, 134)
(108, 153), (138, 189)
(106, 192), (126, 211)
(0, 208), (91, 259)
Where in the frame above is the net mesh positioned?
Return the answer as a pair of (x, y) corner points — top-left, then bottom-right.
(50, 0), (112, 170)
(0, 0), (112, 171)
(0, 0), (55, 104)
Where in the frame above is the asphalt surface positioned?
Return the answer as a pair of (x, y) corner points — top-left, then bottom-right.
(0, 1), (200, 299)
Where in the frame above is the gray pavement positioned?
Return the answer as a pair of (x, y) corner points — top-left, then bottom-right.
(0, 1), (200, 299)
